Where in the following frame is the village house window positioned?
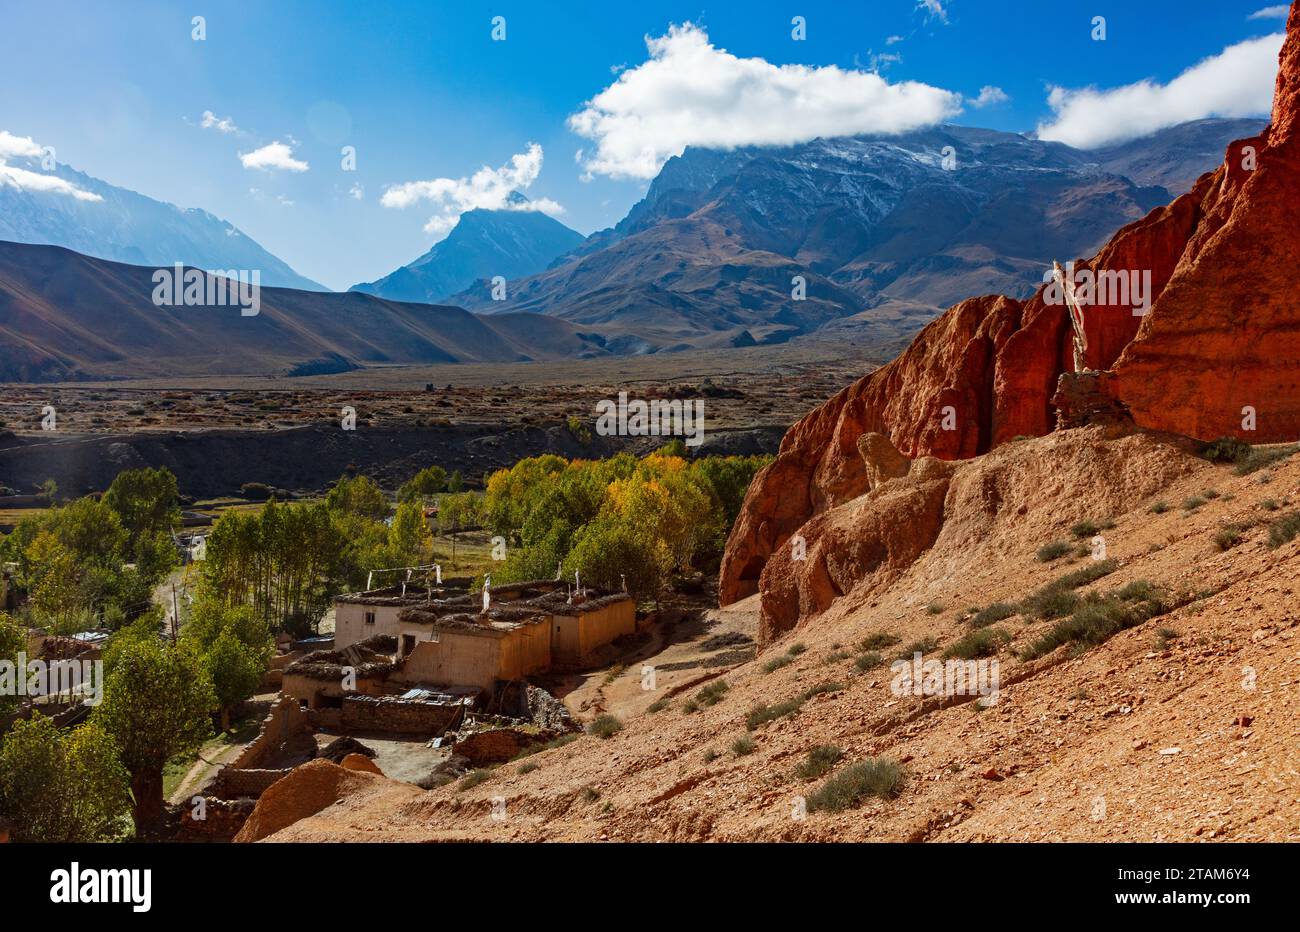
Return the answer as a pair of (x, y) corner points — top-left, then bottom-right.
(364, 611), (376, 626)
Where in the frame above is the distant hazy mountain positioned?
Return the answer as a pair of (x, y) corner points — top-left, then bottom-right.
(350, 195), (585, 304)
(0, 241), (608, 382)
(0, 159), (325, 291)
(450, 119), (1264, 352)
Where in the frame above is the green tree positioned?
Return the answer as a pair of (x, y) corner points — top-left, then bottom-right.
(103, 467), (180, 543)
(389, 500), (432, 566)
(0, 613), (26, 717)
(24, 530), (84, 630)
(92, 639), (214, 836)
(203, 628), (266, 732)
(397, 465), (446, 502)
(0, 715), (130, 842)
(324, 474), (390, 520)
(446, 470), (464, 493)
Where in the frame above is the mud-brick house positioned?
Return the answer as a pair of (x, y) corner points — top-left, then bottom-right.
(391, 580), (638, 689)
(281, 634), (397, 710)
(332, 580), (473, 650)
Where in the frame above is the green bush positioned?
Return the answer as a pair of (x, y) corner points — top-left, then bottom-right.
(854, 651), (883, 672)
(695, 680), (729, 707)
(806, 758), (906, 811)
(942, 627), (1010, 660)
(970, 603), (1016, 628)
(1036, 540), (1071, 562)
(587, 714), (623, 739)
(795, 745), (844, 780)
(1267, 512), (1300, 548)
(746, 698), (804, 730)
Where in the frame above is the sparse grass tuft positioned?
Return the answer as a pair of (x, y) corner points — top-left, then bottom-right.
(746, 698), (804, 730)
(731, 734), (756, 756)
(1070, 518), (1113, 539)
(858, 632), (900, 651)
(942, 627), (1011, 660)
(1214, 523), (1246, 551)
(787, 642), (808, 656)
(1259, 498), (1280, 512)
(517, 761), (539, 775)
(1020, 583), (1177, 661)
(1267, 511), (1300, 548)
(702, 748), (718, 763)
(579, 786), (600, 803)
(1036, 540), (1072, 562)
(926, 601), (945, 614)
(1183, 495), (1208, 512)
(458, 768), (493, 790)
(1149, 500), (1170, 514)
(647, 697), (670, 713)
(761, 654), (793, 674)
(695, 680), (729, 707)
(970, 602), (1016, 628)
(823, 649), (852, 664)
(795, 745), (844, 780)
(1155, 627), (1179, 651)
(803, 680), (844, 699)
(588, 714), (623, 739)
(854, 651), (884, 672)
(806, 758), (906, 811)
(1198, 436), (1252, 464)
(1234, 443), (1300, 476)
(894, 637), (938, 660)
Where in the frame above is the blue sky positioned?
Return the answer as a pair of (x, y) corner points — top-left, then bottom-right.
(0, 0), (1288, 290)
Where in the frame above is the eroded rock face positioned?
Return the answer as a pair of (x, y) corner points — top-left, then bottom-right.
(721, 4), (1300, 611)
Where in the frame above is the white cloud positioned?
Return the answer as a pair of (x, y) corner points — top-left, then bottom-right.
(0, 130), (102, 201)
(970, 85), (1009, 108)
(348, 183), (364, 200)
(917, 0), (949, 24)
(568, 23), (963, 180)
(200, 110), (239, 133)
(380, 143), (565, 236)
(886, 34), (905, 45)
(1248, 5), (1289, 20)
(239, 140), (309, 172)
(1036, 32), (1284, 149)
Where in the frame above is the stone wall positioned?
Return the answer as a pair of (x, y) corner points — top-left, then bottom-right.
(174, 797), (256, 842)
(339, 694), (465, 736)
(210, 766), (293, 799)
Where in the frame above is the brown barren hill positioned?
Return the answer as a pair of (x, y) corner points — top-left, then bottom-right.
(720, 4), (1300, 607)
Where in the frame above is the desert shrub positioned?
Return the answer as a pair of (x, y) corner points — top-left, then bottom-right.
(458, 768), (493, 790)
(587, 714), (623, 739)
(517, 761), (539, 775)
(787, 642), (808, 656)
(795, 745), (844, 781)
(1259, 499), (1280, 511)
(894, 637), (938, 660)
(1054, 559), (1118, 589)
(731, 734), (756, 756)
(806, 758), (906, 811)
(858, 632), (900, 651)
(1182, 495), (1207, 511)
(1036, 540), (1071, 562)
(1235, 444), (1300, 475)
(926, 601), (945, 614)
(696, 680), (729, 707)
(1149, 500), (1170, 514)
(579, 786), (600, 802)
(802, 681), (844, 699)
(647, 697), (670, 713)
(1070, 519), (1112, 539)
(1198, 436), (1252, 464)
(1020, 584), (1172, 660)
(854, 651), (883, 672)
(1214, 523), (1246, 551)
(702, 749), (718, 763)
(746, 698), (804, 730)
(970, 603), (1015, 628)
(1018, 585), (1079, 621)
(942, 627), (1010, 660)
(1267, 512), (1300, 548)
(762, 654), (793, 673)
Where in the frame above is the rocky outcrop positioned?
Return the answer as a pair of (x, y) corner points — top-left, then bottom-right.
(721, 3), (1300, 611)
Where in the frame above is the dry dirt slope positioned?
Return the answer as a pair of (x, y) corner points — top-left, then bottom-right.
(254, 427), (1299, 841)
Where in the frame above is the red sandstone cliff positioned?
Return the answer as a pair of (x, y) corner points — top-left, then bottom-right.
(721, 3), (1300, 617)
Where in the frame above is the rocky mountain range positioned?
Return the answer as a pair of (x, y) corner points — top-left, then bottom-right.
(0, 158), (324, 291)
(350, 193), (585, 305)
(449, 119), (1263, 352)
